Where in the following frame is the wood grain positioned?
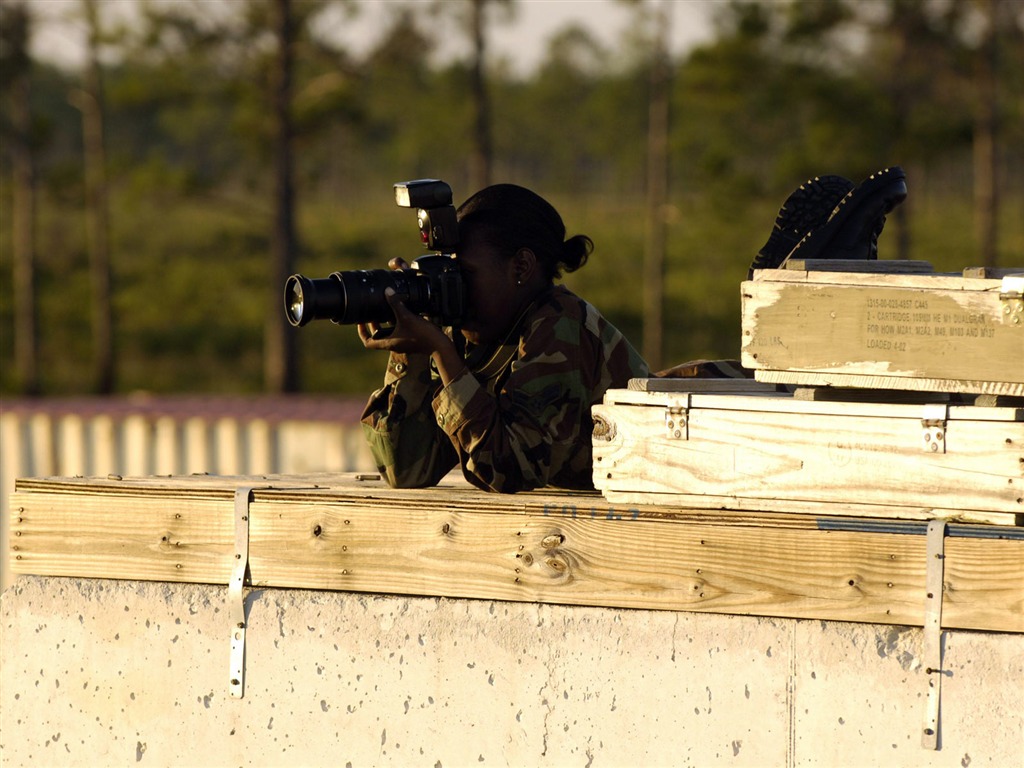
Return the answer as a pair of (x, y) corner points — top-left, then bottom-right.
(9, 491), (233, 583)
(592, 391), (1024, 521)
(741, 270), (1024, 395)
(8, 474), (1022, 632)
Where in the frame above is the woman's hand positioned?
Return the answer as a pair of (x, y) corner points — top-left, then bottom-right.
(356, 288), (451, 356)
(356, 257), (469, 387)
(357, 258), (438, 353)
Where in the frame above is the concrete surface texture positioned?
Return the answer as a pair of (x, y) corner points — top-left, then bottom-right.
(1, 576), (1022, 767)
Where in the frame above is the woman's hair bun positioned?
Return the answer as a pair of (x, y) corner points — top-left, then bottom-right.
(560, 234), (593, 274)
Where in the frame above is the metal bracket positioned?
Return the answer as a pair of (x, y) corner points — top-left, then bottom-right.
(230, 485), (266, 699)
(921, 404), (948, 454)
(665, 395), (691, 440)
(922, 520), (948, 750)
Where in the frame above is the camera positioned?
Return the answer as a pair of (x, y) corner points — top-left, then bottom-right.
(284, 179), (466, 327)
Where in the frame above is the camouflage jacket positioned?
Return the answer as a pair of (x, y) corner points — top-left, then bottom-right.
(361, 284), (649, 493)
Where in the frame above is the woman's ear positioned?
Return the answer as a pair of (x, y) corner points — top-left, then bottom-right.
(513, 247), (538, 284)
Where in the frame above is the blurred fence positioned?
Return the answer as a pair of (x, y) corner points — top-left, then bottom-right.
(0, 395), (376, 591)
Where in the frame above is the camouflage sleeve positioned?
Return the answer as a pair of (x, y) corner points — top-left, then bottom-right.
(433, 311), (602, 493)
(361, 293), (647, 493)
(360, 351), (459, 488)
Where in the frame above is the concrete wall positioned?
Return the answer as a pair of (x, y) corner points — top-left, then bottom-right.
(2, 576), (1021, 767)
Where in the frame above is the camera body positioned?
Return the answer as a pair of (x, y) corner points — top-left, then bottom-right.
(284, 180), (467, 328)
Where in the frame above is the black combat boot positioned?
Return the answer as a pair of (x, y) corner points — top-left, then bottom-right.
(748, 174), (854, 279)
(782, 166), (908, 265)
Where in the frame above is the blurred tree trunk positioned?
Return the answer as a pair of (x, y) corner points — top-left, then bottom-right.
(643, 0), (671, 372)
(973, 0), (998, 268)
(5, 3), (39, 394)
(265, 0), (299, 393)
(76, 0), (115, 394)
(886, 9), (913, 263)
(469, 0), (492, 190)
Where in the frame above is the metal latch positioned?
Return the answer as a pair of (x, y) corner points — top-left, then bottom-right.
(229, 483), (315, 698)
(230, 485), (274, 699)
(921, 404), (948, 454)
(665, 395), (691, 440)
(229, 487), (256, 698)
(999, 275), (1023, 326)
(922, 520), (948, 750)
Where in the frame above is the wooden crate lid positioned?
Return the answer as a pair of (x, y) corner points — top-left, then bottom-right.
(608, 384), (1024, 422)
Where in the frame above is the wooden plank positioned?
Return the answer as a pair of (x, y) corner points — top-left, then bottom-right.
(791, 387), (955, 403)
(973, 394), (1024, 408)
(943, 536), (1024, 631)
(754, 369), (1024, 398)
(592, 395), (1024, 521)
(749, 270), (1005, 289)
(600, 388), (1022, 422)
(7, 477), (1023, 632)
(9, 491), (233, 583)
(789, 388), (1022, 406)
(13, 471), (391, 499)
(963, 266), (1024, 279)
(251, 503), (1024, 633)
(627, 378), (775, 394)
(595, 489), (1017, 527)
(782, 259), (935, 273)
(741, 271), (1024, 394)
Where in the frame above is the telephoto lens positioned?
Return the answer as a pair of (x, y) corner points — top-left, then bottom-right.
(284, 274), (336, 327)
(284, 270), (410, 327)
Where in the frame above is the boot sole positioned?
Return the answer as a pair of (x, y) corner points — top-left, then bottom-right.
(782, 166), (908, 265)
(749, 174), (854, 277)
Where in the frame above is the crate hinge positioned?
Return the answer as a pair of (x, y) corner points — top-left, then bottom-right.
(999, 275), (1023, 326)
(921, 520), (948, 750)
(921, 404), (948, 454)
(665, 394), (692, 440)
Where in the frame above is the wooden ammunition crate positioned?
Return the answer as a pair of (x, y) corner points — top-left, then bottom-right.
(741, 265), (1024, 396)
(591, 383), (1024, 525)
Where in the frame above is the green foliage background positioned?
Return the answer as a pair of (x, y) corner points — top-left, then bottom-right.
(1, 0), (1022, 397)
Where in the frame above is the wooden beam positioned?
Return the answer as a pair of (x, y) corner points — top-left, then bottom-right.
(9, 492), (232, 583)
(628, 379), (772, 394)
(781, 259), (936, 273)
(9, 474), (1023, 633)
(755, 369), (1024, 398)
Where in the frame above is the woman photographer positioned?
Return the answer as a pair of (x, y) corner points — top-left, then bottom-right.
(358, 183), (648, 493)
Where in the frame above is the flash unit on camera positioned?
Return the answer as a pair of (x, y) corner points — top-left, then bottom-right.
(394, 179), (459, 253)
(394, 179), (453, 210)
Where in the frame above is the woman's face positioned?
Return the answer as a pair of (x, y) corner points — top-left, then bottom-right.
(456, 227), (522, 346)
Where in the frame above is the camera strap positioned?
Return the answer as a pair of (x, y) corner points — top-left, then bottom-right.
(470, 342), (519, 390)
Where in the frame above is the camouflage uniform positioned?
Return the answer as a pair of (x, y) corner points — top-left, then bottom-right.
(361, 284), (649, 493)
